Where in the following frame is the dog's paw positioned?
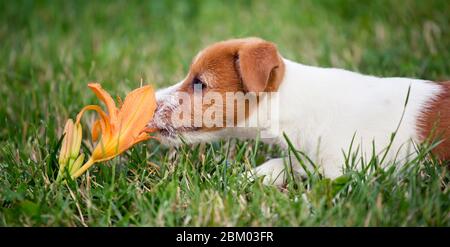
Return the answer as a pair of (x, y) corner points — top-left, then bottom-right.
(246, 158), (287, 187)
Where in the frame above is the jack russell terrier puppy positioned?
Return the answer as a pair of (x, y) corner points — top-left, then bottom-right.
(148, 37), (449, 186)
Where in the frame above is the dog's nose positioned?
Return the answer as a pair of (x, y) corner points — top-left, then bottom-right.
(147, 102), (162, 130)
(146, 119), (157, 130)
(153, 101), (161, 113)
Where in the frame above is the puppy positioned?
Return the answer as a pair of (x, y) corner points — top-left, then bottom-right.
(148, 37), (449, 186)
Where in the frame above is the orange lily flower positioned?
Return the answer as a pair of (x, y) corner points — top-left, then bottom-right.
(69, 83), (157, 179)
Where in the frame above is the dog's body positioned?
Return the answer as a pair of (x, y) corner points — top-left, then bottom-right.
(149, 37), (449, 185)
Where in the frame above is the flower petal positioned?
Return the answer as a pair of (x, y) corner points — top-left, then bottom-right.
(59, 119), (74, 166)
(69, 153), (85, 175)
(134, 132), (159, 143)
(88, 83), (119, 123)
(142, 126), (157, 133)
(117, 85), (157, 139)
(80, 84), (157, 165)
(76, 104), (111, 135)
(91, 137), (122, 162)
(70, 122), (83, 158)
(91, 119), (102, 142)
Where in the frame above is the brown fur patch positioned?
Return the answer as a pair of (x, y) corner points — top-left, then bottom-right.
(418, 81), (450, 160)
(175, 37), (285, 131)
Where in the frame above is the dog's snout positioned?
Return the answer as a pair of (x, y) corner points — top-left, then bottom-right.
(155, 101), (163, 112)
(148, 99), (170, 130)
(148, 102), (161, 128)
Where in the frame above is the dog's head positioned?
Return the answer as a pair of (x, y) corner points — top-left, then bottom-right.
(149, 37), (285, 145)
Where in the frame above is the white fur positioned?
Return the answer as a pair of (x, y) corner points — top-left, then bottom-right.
(268, 59), (441, 181)
(152, 58), (442, 186)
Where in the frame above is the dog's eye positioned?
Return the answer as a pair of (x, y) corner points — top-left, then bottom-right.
(192, 77), (207, 90)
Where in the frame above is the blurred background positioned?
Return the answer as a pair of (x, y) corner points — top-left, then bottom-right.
(1, 0), (449, 125)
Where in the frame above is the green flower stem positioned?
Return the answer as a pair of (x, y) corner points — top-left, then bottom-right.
(71, 157), (96, 179)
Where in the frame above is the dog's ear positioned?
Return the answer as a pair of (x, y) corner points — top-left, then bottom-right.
(236, 40), (282, 93)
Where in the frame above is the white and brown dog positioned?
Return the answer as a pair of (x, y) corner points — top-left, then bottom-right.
(148, 37), (449, 185)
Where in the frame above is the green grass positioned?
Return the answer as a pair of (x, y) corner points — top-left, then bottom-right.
(0, 0), (449, 226)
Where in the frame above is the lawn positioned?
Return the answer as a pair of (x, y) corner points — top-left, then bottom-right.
(0, 0), (449, 226)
